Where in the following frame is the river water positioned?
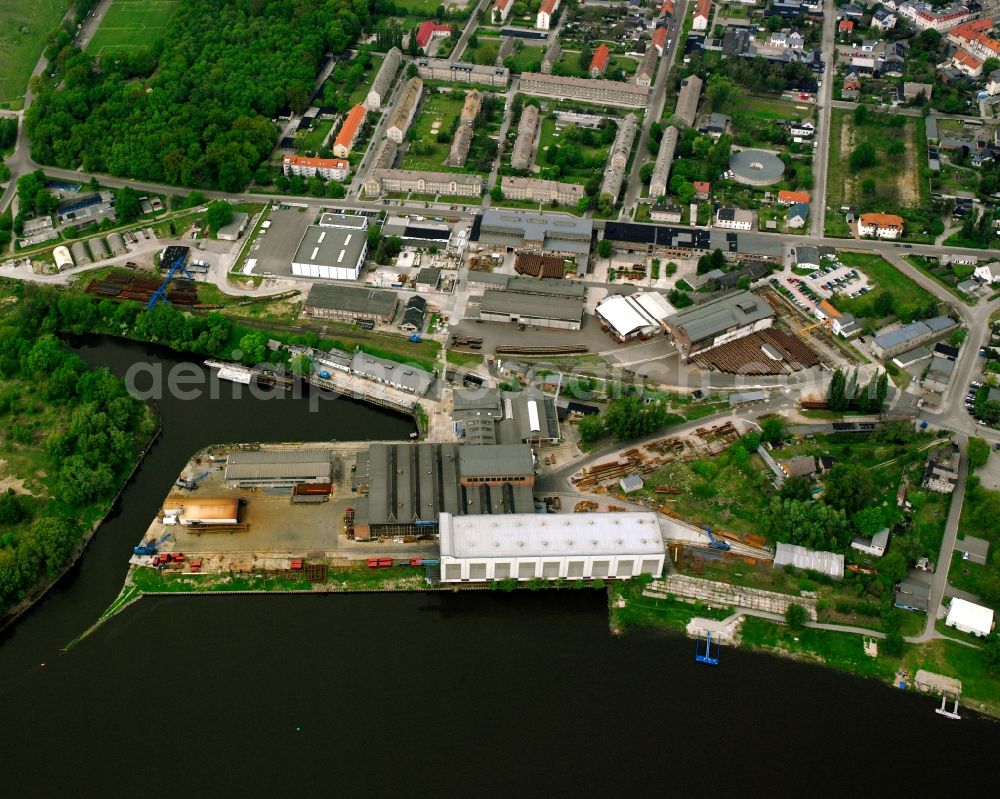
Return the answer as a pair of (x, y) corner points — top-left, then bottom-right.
(1, 337), (997, 797)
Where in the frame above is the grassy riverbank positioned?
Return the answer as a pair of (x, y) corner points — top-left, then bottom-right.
(0, 288), (159, 623)
(609, 579), (1000, 719)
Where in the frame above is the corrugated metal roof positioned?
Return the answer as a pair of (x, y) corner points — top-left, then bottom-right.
(773, 542), (844, 579)
(458, 443), (534, 478)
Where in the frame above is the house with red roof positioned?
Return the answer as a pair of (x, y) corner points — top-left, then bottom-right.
(838, 19), (854, 34)
(333, 104), (367, 158)
(492, 0), (513, 24)
(536, 0), (559, 30)
(692, 0), (711, 31)
(693, 181), (710, 199)
(589, 44), (610, 77)
(652, 27), (668, 57)
(777, 190), (810, 205)
(415, 20), (451, 51)
(660, 0), (675, 16)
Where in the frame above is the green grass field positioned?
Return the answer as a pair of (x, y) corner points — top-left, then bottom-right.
(0, 0), (71, 103)
(86, 0), (180, 55)
(400, 90), (466, 172)
(830, 251), (939, 323)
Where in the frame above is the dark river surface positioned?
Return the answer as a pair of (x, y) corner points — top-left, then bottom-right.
(1, 337), (998, 797)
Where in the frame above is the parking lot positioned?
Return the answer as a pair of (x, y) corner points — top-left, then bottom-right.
(776, 261), (872, 309)
(241, 205), (314, 277)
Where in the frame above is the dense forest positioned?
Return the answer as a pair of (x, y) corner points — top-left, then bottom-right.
(27, 0), (394, 191)
(0, 284), (158, 614)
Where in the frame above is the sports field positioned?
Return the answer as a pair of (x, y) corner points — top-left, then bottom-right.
(86, 0), (180, 55)
(0, 0), (71, 103)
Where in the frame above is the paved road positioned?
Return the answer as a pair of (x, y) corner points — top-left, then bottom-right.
(450, 0), (490, 62)
(809, 0), (837, 238)
(622, 0), (689, 214)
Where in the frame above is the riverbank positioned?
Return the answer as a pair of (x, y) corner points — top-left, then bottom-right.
(608, 580), (1000, 720)
(0, 406), (161, 633)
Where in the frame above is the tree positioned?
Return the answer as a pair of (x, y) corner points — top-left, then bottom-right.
(205, 200), (233, 233)
(850, 141), (877, 170)
(779, 475), (813, 502)
(490, 185), (503, 202)
(114, 186), (142, 222)
(576, 413), (605, 443)
(598, 238), (612, 258)
(761, 416), (784, 444)
(0, 489), (25, 525)
(676, 181), (695, 204)
(238, 332), (267, 364)
(968, 437), (990, 470)
(706, 75), (737, 112)
(983, 634), (1000, 674)
(887, 139), (905, 157)
(785, 603), (808, 630)
(823, 463), (876, 516)
(861, 177), (876, 195)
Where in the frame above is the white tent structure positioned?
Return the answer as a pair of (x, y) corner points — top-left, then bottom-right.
(595, 292), (673, 342)
(945, 598), (994, 637)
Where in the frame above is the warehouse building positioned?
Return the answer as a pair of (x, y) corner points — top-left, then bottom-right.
(381, 215), (452, 250)
(387, 77), (423, 143)
(596, 291), (674, 342)
(89, 236), (110, 261)
(472, 209), (593, 271)
(452, 386), (560, 445)
(772, 542), (844, 580)
(603, 221), (710, 257)
(438, 511), (665, 582)
(302, 283), (398, 323)
(505, 276), (587, 300)
(870, 316), (956, 359)
(291, 221), (368, 280)
(662, 290), (775, 360)
(518, 72), (650, 108)
(352, 442), (536, 539)
(500, 175), (585, 205)
(350, 351), (434, 395)
(366, 47), (402, 110)
(415, 57), (510, 87)
(648, 124), (679, 199)
(224, 449), (332, 488)
(365, 169), (483, 198)
(479, 290), (584, 329)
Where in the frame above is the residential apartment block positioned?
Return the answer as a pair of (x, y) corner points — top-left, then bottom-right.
(518, 72), (649, 108)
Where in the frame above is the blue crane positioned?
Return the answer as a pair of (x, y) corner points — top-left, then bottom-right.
(147, 248), (194, 310)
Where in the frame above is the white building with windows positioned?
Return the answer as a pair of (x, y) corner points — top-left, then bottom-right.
(438, 512), (665, 582)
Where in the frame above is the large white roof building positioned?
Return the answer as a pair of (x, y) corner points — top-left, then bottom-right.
(595, 292), (673, 342)
(438, 512), (665, 582)
(945, 598), (994, 637)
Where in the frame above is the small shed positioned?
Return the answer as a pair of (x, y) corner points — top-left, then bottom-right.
(620, 474), (644, 494)
(851, 527), (889, 558)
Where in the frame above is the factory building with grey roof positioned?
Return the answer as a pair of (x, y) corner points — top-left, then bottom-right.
(225, 448), (333, 488)
(291, 220), (368, 281)
(352, 442), (536, 539)
(662, 290), (775, 360)
(302, 283), (398, 323)
(478, 290), (584, 330)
